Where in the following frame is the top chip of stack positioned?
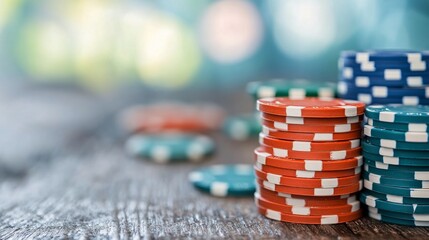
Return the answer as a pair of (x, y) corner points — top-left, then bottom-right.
(361, 104), (429, 226)
(254, 97), (365, 224)
(247, 79), (337, 100)
(338, 50), (429, 105)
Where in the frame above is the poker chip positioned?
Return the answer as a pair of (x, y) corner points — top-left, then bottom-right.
(368, 212), (429, 227)
(247, 79), (337, 99)
(257, 187), (358, 207)
(368, 207), (429, 221)
(364, 125), (429, 143)
(364, 164), (429, 181)
(340, 50), (429, 62)
(261, 112), (363, 125)
(341, 94), (429, 105)
(261, 145), (362, 161)
(367, 118), (429, 132)
(126, 133), (215, 163)
(363, 137), (429, 151)
(257, 98), (365, 118)
(364, 159), (429, 172)
(364, 179), (429, 198)
(362, 189), (429, 205)
(255, 167), (361, 188)
(362, 141), (429, 159)
(254, 97), (364, 224)
(257, 204), (363, 224)
(341, 68), (429, 80)
(339, 76), (429, 88)
(365, 105), (429, 124)
(255, 193), (360, 215)
(255, 162), (362, 179)
(360, 191), (429, 214)
(363, 171), (429, 189)
(262, 126), (362, 141)
(118, 102), (225, 133)
(223, 113), (261, 140)
(189, 164), (255, 197)
(340, 59), (428, 72)
(257, 179), (363, 197)
(338, 82), (429, 98)
(260, 134), (360, 152)
(363, 151), (429, 166)
(261, 119), (361, 133)
(255, 148), (362, 171)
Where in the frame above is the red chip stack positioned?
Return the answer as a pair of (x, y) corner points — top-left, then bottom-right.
(254, 97), (365, 224)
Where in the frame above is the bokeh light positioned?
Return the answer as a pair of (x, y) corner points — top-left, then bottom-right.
(271, 0), (336, 59)
(135, 10), (201, 89)
(200, 0), (263, 64)
(15, 18), (73, 81)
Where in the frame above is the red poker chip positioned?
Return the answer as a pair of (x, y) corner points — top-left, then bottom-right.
(261, 112), (364, 125)
(118, 102), (225, 133)
(260, 145), (362, 161)
(256, 178), (363, 196)
(255, 193), (361, 215)
(261, 119), (362, 133)
(257, 204), (363, 224)
(262, 126), (362, 141)
(254, 166), (361, 188)
(254, 148), (363, 171)
(256, 187), (358, 207)
(257, 97), (365, 118)
(255, 161), (361, 178)
(260, 134), (360, 151)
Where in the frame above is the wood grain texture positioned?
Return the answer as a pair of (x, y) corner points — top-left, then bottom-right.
(1, 87), (429, 239)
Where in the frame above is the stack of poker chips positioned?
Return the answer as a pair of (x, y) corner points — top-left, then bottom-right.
(254, 97), (365, 224)
(337, 50), (429, 105)
(361, 105), (429, 227)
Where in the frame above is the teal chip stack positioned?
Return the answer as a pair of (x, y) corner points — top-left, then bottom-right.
(338, 50), (429, 105)
(361, 105), (429, 226)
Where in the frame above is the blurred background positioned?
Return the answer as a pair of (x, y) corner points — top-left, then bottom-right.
(1, 0), (429, 94)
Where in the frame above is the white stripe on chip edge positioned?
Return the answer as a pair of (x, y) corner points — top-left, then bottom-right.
(321, 178), (338, 188)
(286, 106), (304, 116)
(304, 160), (323, 171)
(293, 141), (311, 151)
(210, 182), (228, 197)
(339, 105), (358, 117)
(379, 111), (396, 122)
(266, 209), (281, 221)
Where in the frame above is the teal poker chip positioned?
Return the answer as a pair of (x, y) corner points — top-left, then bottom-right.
(368, 212), (429, 226)
(364, 179), (429, 198)
(364, 136), (429, 151)
(363, 152), (429, 167)
(368, 206), (429, 222)
(365, 105), (429, 124)
(360, 191), (429, 214)
(189, 164), (255, 197)
(364, 159), (429, 171)
(246, 79), (337, 99)
(367, 118), (429, 132)
(363, 171), (429, 189)
(362, 141), (429, 159)
(223, 113), (261, 140)
(362, 189), (429, 205)
(126, 133), (215, 163)
(364, 125), (429, 143)
(364, 164), (429, 181)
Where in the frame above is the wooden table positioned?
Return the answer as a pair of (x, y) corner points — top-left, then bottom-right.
(1, 85), (428, 239)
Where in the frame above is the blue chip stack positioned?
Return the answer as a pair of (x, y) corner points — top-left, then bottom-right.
(338, 50), (429, 105)
(361, 105), (429, 226)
